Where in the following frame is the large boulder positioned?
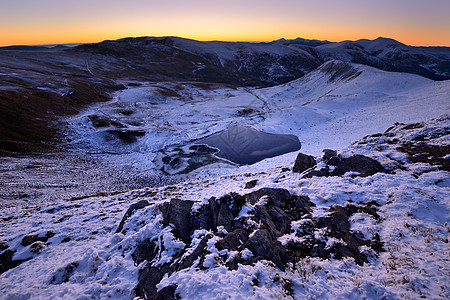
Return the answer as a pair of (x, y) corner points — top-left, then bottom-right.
(292, 153), (316, 173)
(331, 154), (385, 176)
(161, 199), (195, 243)
(301, 150), (385, 178)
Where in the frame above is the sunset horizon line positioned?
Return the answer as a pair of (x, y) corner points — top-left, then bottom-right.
(2, 35), (450, 48)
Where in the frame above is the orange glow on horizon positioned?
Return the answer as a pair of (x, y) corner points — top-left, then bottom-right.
(1, 0), (450, 47)
(2, 31), (449, 48)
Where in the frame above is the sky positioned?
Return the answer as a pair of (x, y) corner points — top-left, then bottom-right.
(1, 0), (449, 47)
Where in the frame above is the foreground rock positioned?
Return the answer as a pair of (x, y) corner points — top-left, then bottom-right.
(116, 187), (383, 299)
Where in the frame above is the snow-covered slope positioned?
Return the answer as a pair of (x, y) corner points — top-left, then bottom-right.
(315, 37), (450, 80)
(254, 60), (450, 153)
(65, 60), (449, 176)
(2, 60), (448, 208)
(1, 116), (448, 299)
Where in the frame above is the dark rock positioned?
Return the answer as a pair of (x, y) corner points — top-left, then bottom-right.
(303, 153), (385, 178)
(322, 149), (337, 161)
(316, 206), (350, 237)
(106, 129), (146, 144)
(309, 245), (327, 258)
(344, 202), (381, 221)
(216, 229), (250, 252)
(216, 202), (234, 232)
(162, 199), (195, 243)
(116, 200), (150, 233)
(254, 205), (290, 238)
(314, 205), (369, 265)
(326, 156), (341, 166)
(332, 155), (385, 176)
(208, 197), (221, 230)
(176, 235), (211, 271)
(218, 193), (246, 216)
(130, 186), (383, 295)
(87, 114), (124, 128)
(21, 234), (49, 246)
(245, 188), (291, 206)
(132, 239), (157, 265)
(245, 229), (287, 271)
(30, 241), (47, 254)
(136, 265), (170, 299)
(225, 253), (244, 271)
(0, 241), (8, 250)
(45, 231), (56, 239)
(303, 169), (329, 178)
(49, 262), (79, 284)
(370, 233), (384, 252)
(0, 250), (26, 274)
(152, 285), (178, 300)
(294, 196), (314, 214)
(292, 153), (316, 173)
(398, 142), (450, 171)
(244, 179), (258, 189)
(196, 204), (214, 231)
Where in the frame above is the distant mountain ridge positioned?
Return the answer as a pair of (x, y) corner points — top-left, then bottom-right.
(73, 36), (450, 83)
(2, 36), (449, 84)
(0, 36), (449, 153)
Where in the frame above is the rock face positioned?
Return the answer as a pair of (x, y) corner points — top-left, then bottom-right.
(329, 154), (386, 176)
(119, 187), (384, 299)
(292, 153), (316, 173)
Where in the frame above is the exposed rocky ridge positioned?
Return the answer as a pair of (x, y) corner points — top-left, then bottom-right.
(125, 188), (383, 299)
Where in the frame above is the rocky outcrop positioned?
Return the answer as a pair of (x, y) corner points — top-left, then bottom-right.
(293, 149), (385, 177)
(118, 188), (383, 299)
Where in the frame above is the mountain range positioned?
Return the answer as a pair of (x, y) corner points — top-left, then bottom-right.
(0, 36), (449, 154)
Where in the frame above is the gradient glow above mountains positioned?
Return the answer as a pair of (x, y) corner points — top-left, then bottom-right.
(1, 0), (450, 46)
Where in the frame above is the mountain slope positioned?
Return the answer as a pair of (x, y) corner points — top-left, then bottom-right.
(0, 36), (449, 154)
(61, 60), (449, 181)
(253, 60), (450, 153)
(1, 115), (448, 299)
(315, 37), (450, 80)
